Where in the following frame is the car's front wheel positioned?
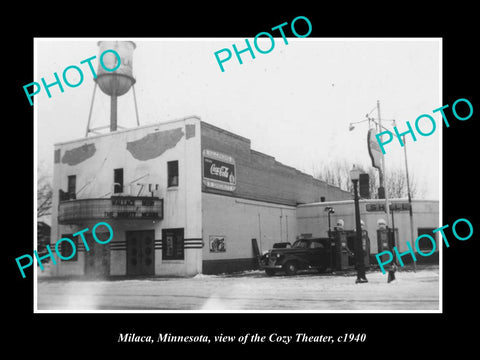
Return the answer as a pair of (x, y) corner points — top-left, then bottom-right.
(283, 261), (298, 276)
(317, 266), (327, 273)
(265, 269), (276, 276)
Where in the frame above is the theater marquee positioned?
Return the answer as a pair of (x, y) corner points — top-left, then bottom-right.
(202, 149), (236, 192)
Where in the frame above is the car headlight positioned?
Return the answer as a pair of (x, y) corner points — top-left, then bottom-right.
(276, 253), (281, 258)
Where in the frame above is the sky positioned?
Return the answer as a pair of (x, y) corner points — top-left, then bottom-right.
(35, 38), (441, 200)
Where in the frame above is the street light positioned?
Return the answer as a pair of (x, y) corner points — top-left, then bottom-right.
(348, 118), (371, 132)
(350, 165), (368, 284)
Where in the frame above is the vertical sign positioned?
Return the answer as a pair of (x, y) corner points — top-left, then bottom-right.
(367, 128), (383, 170)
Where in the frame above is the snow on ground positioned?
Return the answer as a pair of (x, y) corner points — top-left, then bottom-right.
(36, 266), (439, 312)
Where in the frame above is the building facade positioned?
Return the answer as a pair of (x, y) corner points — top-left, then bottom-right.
(50, 116), (352, 277)
(297, 199), (440, 263)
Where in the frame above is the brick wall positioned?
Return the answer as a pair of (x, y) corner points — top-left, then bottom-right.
(201, 122), (352, 206)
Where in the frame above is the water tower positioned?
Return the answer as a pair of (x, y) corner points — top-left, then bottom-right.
(85, 40), (140, 136)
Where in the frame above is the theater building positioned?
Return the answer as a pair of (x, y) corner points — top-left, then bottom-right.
(49, 116), (352, 277)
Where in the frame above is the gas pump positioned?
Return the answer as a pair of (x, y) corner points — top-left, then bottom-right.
(338, 230), (351, 269)
(329, 232), (337, 271)
(376, 218), (390, 253)
(376, 218), (397, 281)
(330, 219), (351, 271)
(361, 229), (371, 268)
(345, 221), (370, 268)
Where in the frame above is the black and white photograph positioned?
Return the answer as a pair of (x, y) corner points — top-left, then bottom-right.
(33, 37), (441, 312)
(8, 7), (478, 355)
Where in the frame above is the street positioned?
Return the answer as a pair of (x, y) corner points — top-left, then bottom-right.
(36, 265), (439, 312)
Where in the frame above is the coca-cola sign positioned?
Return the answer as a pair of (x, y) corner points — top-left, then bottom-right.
(203, 149), (236, 191)
(210, 163), (230, 179)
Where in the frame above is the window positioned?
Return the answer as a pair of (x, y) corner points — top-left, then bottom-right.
(310, 241), (324, 249)
(114, 168), (123, 194)
(417, 228), (437, 252)
(162, 228), (184, 260)
(67, 175), (76, 197)
(59, 234), (78, 261)
(167, 161), (179, 187)
(293, 240), (309, 249)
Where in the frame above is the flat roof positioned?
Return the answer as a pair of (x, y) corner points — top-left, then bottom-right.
(54, 115), (201, 147)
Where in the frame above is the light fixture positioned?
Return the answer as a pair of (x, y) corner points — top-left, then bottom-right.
(350, 165), (361, 182)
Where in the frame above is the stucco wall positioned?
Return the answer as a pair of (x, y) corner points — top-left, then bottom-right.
(202, 192), (297, 273)
(50, 117), (203, 276)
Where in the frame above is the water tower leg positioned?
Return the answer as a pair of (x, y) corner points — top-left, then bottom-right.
(110, 94), (117, 132)
(132, 84), (140, 126)
(85, 83), (98, 137)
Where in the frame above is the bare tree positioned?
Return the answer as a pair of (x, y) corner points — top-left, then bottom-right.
(37, 165), (53, 257)
(372, 166), (422, 199)
(37, 167), (53, 219)
(313, 159), (354, 193)
(313, 159), (424, 199)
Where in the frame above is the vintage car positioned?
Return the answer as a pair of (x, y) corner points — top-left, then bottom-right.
(260, 238), (331, 276)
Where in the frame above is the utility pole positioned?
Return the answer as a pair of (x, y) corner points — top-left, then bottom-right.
(377, 100), (392, 233)
(378, 100), (398, 284)
(403, 135), (416, 272)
